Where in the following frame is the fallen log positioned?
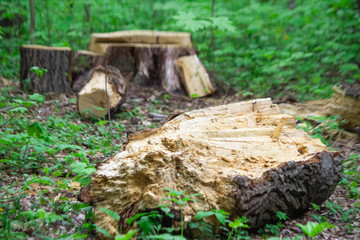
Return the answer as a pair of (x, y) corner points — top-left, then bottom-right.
(90, 98), (342, 238)
(177, 55), (216, 97)
(20, 45), (72, 93)
(78, 66), (126, 118)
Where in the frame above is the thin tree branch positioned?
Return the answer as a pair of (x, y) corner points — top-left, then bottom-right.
(105, 59), (115, 156)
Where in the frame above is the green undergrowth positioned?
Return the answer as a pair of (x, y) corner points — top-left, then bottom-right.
(1, 0), (359, 100)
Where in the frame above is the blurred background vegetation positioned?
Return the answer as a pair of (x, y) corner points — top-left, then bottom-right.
(0, 0), (359, 100)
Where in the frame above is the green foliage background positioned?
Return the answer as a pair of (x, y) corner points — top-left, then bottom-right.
(0, 0), (359, 100)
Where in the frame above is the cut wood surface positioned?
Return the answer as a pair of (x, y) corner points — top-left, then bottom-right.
(0, 77), (10, 87)
(88, 30), (192, 53)
(20, 45), (72, 93)
(177, 55), (216, 97)
(91, 98), (342, 238)
(327, 85), (360, 130)
(78, 66), (126, 118)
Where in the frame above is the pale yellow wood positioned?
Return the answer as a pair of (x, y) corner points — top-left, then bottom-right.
(327, 85), (360, 129)
(88, 30), (192, 53)
(177, 55), (215, 97)
(0, 77), (10, 87)
(21, 44), (72, 51)
(78, 71), (121, 118)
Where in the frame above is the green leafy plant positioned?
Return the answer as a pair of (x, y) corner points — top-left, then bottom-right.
(226, 216), (249, 240)
(296, 221), (334, 239)
(162, 188), (200, 237)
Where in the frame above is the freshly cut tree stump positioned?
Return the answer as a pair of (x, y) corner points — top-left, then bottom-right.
(20, 45), (72, 93)
(105, 44), (195, 94)
(78, 66), (126, 118)
(177, 55), (216, 97)
(327, 83), (360, 131)
(90, 98), (342, 238)
(88, 30), (192, 53)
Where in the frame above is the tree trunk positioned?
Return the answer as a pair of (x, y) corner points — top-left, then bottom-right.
(45, 0), (51, 45)
(84, 3), (92, 34)
(90, 98), (342, 238)
(29, 0), (35, 44)
(77, 66), (126, 118)
(20, 45), (72, 93)
(105, 44), (195, 94)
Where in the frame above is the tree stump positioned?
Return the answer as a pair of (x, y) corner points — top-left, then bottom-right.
(105, 44), (195, 94)
(327, 81), (360, 131)
(20, 45), (72, 93)
(78, 66), (126, 118)
(90, 98), (343, 238)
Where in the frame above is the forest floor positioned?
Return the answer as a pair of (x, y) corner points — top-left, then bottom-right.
(1, 82), (360, 239)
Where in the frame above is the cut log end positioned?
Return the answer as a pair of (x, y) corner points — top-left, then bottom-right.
(327, 85), (360, 130)
(90, 98), (342, 238)
(78, 66), (126, 118)
(177, 55), (216, 97)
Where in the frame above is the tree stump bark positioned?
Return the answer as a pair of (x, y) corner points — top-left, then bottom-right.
(78, 66), (126, 118)
(20, 45), (72, 93)
(105, 44), (195, 94)
(90, 98), (343, 238)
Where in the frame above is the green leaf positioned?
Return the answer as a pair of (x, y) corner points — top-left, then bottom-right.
(164, 188), (186, 197)
(29, 93), (45, 104)
(214, 212), (227, 225)
(56, 143), (83, 151)
(9, 107), (28, 113)
(99, 207), (121, 221)
(147, 234), (187, 240)
(229, 216), (249, 229)
(211, 16), (236, 32)
(96, 227), (112, 238)
(126, 212), (151, 226)
(296, 221), (334, 237)
(196, 210), (214, 220)
(138, 216), (154, 235)
(339, 63), (358, 75)
(70, 162), (96, 176)
(114, 230), (138, 240)
(173, 12), (210, 32)
(276, 211), (288, 221)
(27, 122), (47, 139)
